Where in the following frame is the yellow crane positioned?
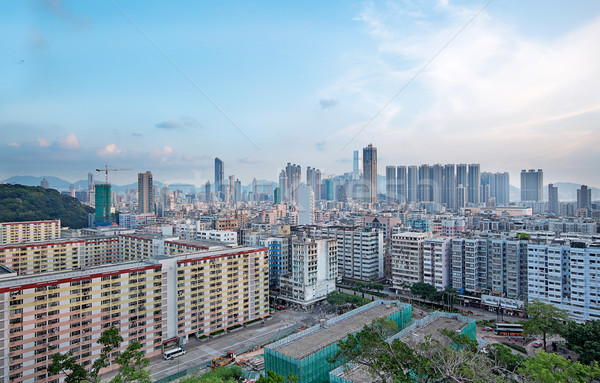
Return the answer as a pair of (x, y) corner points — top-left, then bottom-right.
(95, 165), (132, 184)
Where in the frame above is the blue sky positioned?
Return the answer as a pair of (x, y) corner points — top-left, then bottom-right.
(2, 0), (600, 187)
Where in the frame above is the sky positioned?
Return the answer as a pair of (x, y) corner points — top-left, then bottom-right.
(2, 0), (600, 187)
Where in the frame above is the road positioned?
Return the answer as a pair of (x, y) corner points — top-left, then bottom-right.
(147, 307), (324, 381)
(337, 287), (524, 323)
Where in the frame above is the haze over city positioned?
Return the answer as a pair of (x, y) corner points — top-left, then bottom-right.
(2, 1), (600, 186)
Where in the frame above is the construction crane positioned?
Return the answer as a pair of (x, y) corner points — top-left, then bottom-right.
(95, 165), (132, 184)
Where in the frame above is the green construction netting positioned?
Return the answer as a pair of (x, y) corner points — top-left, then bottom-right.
(265, 301), (412, 383)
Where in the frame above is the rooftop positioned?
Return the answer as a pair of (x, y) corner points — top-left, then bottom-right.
(335, 313), (473, 383)
(270, 301), (405, 360)
(393, 315), (467, 346)
(0, 260), (157, 290)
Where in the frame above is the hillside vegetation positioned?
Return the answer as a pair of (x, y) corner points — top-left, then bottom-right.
(0, 184), (93, 229)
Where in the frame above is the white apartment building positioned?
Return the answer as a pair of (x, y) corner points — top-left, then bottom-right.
(195, 230), (238, 244)
(391, 232), (432, 291)
(318, 227), (384, 281)
(297, 186), (315, 226)
(279, 238), (337, 306)
(451, 236), (528, 300)
(423, 237), (452, 290)
(528, 240), (600, 322)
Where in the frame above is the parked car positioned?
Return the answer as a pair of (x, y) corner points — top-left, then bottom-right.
(482, 326), (493, 331)
(532, 341), (543, 348)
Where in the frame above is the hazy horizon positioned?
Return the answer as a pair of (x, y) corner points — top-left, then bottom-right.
(2, 1), (599, 186)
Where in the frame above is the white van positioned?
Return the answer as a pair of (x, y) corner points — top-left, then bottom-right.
(163, 347), (186, 360)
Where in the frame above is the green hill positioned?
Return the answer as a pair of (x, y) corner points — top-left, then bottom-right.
(0, 184), (94, 229)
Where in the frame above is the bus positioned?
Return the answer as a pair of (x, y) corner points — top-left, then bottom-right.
(494, 323), (523, 336)
(163, 347), (186, 360)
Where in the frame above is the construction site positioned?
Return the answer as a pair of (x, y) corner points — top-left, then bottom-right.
(329, 312), (478, 383)
(264, 300), (412, 383)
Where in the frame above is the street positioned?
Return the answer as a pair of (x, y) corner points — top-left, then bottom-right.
(146, 307), (324, 381)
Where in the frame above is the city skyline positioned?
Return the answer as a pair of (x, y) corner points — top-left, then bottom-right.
(2, 1), (600, 186)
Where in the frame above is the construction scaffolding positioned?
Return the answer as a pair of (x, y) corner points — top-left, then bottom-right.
(264, 300), (412, 383)
(329, 311), (477, 383)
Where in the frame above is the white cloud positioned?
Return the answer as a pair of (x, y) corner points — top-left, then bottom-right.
(37, 138), (49, 147)
(150, 146), (174, 161)
(55, 133), (80, 150)
(327, 3), (600, 183)
(98, 143), (122, 157)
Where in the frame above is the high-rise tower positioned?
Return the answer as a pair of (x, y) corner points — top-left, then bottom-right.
(353, 150), (362, 179)
(396, 166), (407, 204)
(386, 166), (397, 202)
(214, 157), (224, 201)
(520, 169), (543, 202)
(362, 144), (377, 203)
(577, 185), (592, 210)
(95, 184), (112, 225)
(467, 164), (480, 204)
(548, 184), (559, 214)
(137, 171), (154, 214)
(442, 164), (456, 209)
(407, 166), (418, 203)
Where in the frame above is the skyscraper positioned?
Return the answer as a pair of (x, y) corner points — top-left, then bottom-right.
(353, 150), (362, 179)
(137, 171), (154, 214)
(467, 164), (480, 204)
(417, 164), (431, 202)
(286, 163), (301, 202)
(396, 166), (407, 204)
(205, 180), (211, 202)
(456, 164), (467, 185)
(279, 170), (288, 202)
(323, 178), (334, 201)
(234, 179), (242, 202)
(297, 185), (314, 225)
(442, 164), (456, 209)
(495, 172), (510, 205)
(306, 167), (322, 201)
(520, 169), (543, 202)
(548, 184), (559, 214)
(386, 166), (397, 202)
(456, 185), (466, 209)
(431, 164), (443, 203)
(88, 172), (94, 191)
(95, 183), (111, 225)
(362, 144), (377, 203)
(577, 185), (592, 210)
(214, 157), (224, 201)
(407, 166), (418, 203)
(228, 175), (235, 202)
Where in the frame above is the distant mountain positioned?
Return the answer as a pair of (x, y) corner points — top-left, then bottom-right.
(3, 176), (164, 194)
(4, 175), (74, 190)
(0, 184), (94, 228)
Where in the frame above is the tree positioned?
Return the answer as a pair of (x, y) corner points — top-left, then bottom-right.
(523, 300), (570, 350)
(49, 326), (151, 383)
(410, 282), (438, 302)
(110, 341), (151, 383)
(256, 370), (298, 383)
(180, 366), (245, 383)
(518, 351), (600, 383)
(329, 318), (506, 382)
(486, 343), (527, 372)
(562, 320), (600, 365)
(326, 291), (369, 308)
